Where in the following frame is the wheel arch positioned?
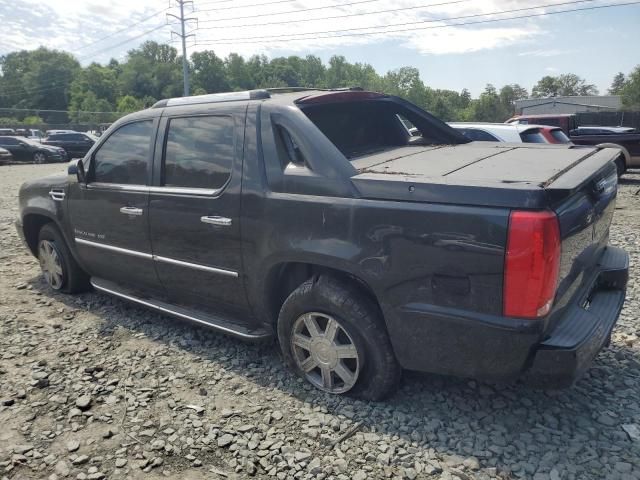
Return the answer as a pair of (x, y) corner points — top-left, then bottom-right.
(597, 143), (631, 168)
(22, 212), (57, 256)
(263, 261), (384, 330)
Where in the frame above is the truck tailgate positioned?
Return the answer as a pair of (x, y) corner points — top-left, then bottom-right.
(547, 151), (619, 319)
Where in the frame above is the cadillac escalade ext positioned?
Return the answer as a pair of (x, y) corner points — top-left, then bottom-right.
(16, 88), (629, 400)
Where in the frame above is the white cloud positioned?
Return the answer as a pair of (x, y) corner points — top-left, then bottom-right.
(0, 0), (632, 62)
(518, 48), (574, 57)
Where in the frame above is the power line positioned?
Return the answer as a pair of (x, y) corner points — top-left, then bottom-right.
(194, 0), (638, 44)
(0, 107), (122, 115)
(193, 0), (470, 30)
(73, 6), (170, 52)
(196, 0), (385, 23)
(195, 0), (314, 14)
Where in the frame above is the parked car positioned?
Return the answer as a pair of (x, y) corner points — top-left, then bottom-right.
(507, 114), (640, 175)
(45, 129), (76, 136)
(16, 89), (628, 399)
(0, 146), (13, 162)
(448, 122), (570, 144)
(0, 136), (66, 163)
(42, 132), (96, 159)
(15, 128), (44, 141)
(0, 128), (15, 135)
(571, 126), (637, 135)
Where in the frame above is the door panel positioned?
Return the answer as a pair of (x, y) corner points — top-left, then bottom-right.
(68, 118), (163, 295)
(148, 109), (250, 321)
(70, 186), (161, 293)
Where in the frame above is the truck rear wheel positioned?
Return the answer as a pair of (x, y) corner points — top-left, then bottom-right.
(37, 224), (90, 293)
(277, 275), (400, 400)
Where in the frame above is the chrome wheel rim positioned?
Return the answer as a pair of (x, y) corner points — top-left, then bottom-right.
(34, 153), (46, 164)
(38, 240), (64, 290)
(291, 312), (360, 394)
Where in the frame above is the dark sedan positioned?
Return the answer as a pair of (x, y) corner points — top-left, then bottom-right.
(0, 136), (66, 163)
(42, 132), (96, 159)
(0, 147), (13, 163)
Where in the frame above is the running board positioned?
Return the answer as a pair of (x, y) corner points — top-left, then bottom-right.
(90, 278), (271, 341)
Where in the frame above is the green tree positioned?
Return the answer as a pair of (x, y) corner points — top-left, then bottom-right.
(116, 95), (143, 113)
(621, 65), (640, 109)
(191, 50), (229, 93)
(609, 72), (627, 95)
(225, 53), (254, 90)
(532, 73), (598, 97)
(118, 41), (182, 100)
(0, 47), (80, 122)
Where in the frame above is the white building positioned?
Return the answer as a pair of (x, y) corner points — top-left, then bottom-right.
(514, 95), (622, 115)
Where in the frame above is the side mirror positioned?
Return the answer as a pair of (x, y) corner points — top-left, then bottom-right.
(68, 158), (86, 184)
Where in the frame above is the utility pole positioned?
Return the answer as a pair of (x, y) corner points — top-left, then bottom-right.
(168, 0), (197, 96)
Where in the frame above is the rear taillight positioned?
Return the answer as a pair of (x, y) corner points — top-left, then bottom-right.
(503, 210), (561, 319)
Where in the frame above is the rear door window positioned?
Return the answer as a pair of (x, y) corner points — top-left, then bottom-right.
(92, 120), (154, 185)
(162, 115), (234, 190)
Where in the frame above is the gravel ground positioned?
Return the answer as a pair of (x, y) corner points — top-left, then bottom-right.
(0, 163), (639, 480)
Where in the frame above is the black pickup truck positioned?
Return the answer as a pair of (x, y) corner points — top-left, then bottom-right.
(16, 89), (629, 399)
(507, 114), (640, 175)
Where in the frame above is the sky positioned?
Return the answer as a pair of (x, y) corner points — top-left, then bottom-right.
(0, 0), (639, 96)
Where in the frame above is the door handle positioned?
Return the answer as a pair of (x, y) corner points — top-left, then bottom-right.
(201, 216), (232, 226)
(120, 206), (143, 216)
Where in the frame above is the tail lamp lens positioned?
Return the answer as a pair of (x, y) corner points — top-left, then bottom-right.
(503, 210), (561, 319)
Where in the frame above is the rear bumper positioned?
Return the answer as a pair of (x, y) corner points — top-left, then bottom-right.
(386, 246), (628, 386)
(524, 246), (628, 388)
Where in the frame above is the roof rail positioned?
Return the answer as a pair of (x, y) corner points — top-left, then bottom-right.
(266, 86), (364, 94)
(152, 89), (270, 108)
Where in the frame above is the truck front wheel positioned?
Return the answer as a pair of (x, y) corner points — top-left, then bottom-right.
(277, 275), (400, 400)
(37, 224), (90, 293)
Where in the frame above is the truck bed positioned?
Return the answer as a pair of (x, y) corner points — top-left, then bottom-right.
(351, 143), (620, 209)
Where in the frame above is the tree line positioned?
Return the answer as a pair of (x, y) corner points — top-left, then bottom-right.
(1, 41), (639, 126)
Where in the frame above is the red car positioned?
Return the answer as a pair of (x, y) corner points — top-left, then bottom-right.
(539, 126), (572, 144)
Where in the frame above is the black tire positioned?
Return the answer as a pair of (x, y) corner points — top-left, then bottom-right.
(277, 274), (401, 400)
(37, 223), (90, 293)
(615, 155), (626, 178)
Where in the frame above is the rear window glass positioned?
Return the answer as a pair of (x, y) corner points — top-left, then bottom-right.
(457, 128), (500, 142)
(520, 130), (547, 144)
(550, 130), (571, 143)
(300, 100), (463, 159)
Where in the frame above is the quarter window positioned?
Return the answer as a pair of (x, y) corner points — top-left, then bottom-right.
(93, 120), (153, 185)
(163, 116), (234, 190)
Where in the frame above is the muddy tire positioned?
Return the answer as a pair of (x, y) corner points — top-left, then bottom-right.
(37, 223), (90, 293)
(277, 275), (401, 400)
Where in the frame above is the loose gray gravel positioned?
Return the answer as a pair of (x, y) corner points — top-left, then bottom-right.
(1, 163), (639, 480)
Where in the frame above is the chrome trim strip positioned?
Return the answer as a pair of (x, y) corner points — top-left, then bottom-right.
(90, 281), (264, 340)
(75, 238), (238, 277)
(86, 183), (219, 196)
(149, 186), (219, 196)
(74, 238), (153, 259)
(86, 183), (148, 193)
(153, 255), (238, 277)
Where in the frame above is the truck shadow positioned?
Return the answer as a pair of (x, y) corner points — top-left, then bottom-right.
(28, 276), (640, 477)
